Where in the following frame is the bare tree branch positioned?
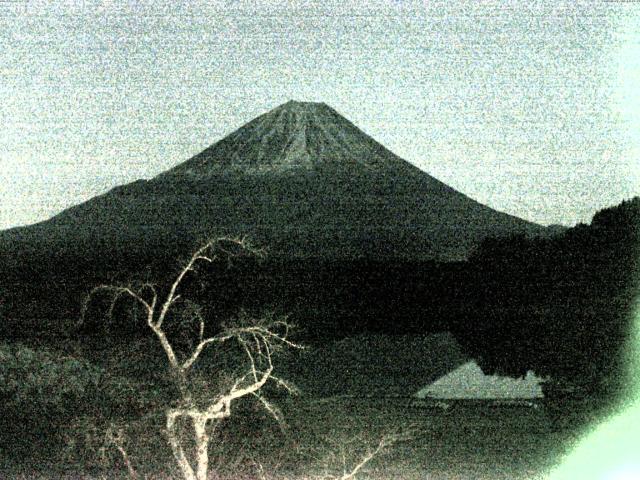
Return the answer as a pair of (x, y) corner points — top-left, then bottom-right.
(86, 285), (153, 317)
(269, 374), (300, 395)
(105, 424), (138, 480)
(238, 336), (259, 382)
(336, 436), (387, 480)
(304, 428), (416, 480)
(181, 334), (230, 371)
(155, 236), (243, 328)
(251, 392), (284, 425)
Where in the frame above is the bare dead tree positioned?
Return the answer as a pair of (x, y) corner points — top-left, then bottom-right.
(298, 425), (418, 480)
(315, 430), (414, 480)
(83, 236), (302, 480)
(252, 429), (414, 480)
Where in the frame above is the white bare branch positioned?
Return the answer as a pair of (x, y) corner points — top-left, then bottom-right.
(105, 424), (138, 480)
(269, 374), (300, 395)
(336, 436), (387, 480)
(251, 392), (284, 424)
(238, 336), (259, 382)
(150, 323), (180, 369)
(166, 410), (198, 480)
(90, 285), (153, 316)
(180, 335), (228, 370)
(155, 238), (221, 325)
(198, 309), (204, 344)
(226, 325), (303, 351)
(306, 429), (415, 480)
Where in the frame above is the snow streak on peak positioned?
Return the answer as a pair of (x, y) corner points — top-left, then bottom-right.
(158, 101), (410, 178)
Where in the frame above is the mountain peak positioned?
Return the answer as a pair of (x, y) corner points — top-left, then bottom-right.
(280, 99), (328, 109)
(273, 100), (333, 118)
(157, 101), (405, 178)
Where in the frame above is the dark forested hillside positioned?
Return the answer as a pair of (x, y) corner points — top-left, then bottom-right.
(452, 197), (640, 397)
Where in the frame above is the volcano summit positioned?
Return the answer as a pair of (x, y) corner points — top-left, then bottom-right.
(2, 101), (545, 261)
(159, 100), (429, 176)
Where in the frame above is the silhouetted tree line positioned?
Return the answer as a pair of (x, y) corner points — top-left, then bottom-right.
(454, 197), (640, 396)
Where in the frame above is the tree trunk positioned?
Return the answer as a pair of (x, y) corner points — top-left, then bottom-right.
(193, 414), (210, 480)
(167, 411), (198, 480)
(166, 410), (213, 480)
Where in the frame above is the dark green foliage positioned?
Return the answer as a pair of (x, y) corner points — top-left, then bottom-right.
(0, 343), (101, 416)
(456, 197), (640, 397)
(0, 342), (160, 469)
(0, 344), (98, 462)
(2, 201), (637, 399)
(0, 195), (636, 475)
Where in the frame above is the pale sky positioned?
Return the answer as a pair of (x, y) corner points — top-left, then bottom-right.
(1, 0), (639, 230)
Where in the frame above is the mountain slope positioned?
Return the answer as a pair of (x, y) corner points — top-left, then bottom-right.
(1, 101), (545, 262)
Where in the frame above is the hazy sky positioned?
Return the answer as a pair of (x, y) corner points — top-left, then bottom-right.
(1, 0), (639, 229)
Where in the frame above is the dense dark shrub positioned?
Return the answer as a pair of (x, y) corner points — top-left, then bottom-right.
(0, 342), (152, 466)
(0, 343), (101, 415)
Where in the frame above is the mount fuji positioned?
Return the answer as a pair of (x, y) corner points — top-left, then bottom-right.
(1, 101), (546, 262)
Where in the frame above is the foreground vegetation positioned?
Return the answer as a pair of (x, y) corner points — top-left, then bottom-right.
(0, 338), (605, 480)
